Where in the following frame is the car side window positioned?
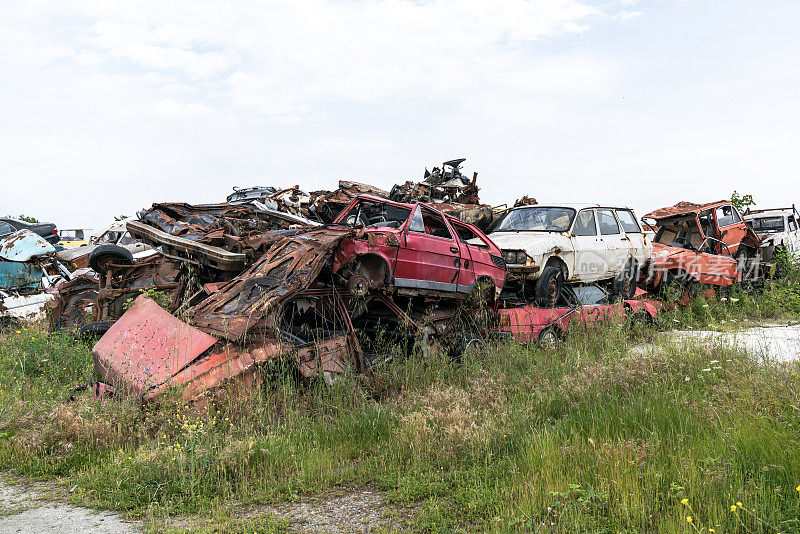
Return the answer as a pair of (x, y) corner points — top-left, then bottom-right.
(98, 231), (119, 243)
(789, 217), (798, 232)
(419, 209), (452, 239)
(118, 233), (135, 245)
(615, 209), (641, 233)
(409, 206), (425, 232)
(572, 210), (597, 236)
(715, 205), (741, 227)
(0, 221), (14, 236)
(597, 209), (620, 235)
(452, 222), (488, 247)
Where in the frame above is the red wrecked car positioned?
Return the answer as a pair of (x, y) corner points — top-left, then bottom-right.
(640, 200), (755, 294)
(644, 200), (760, 261)
(497, 285), (661, 346)
(331, 195), (507, 302)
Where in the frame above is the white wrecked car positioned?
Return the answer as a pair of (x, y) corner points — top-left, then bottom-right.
(487, 204), (652, 304)
(743, 207), (800, 268)
(57, 220), (156, 271)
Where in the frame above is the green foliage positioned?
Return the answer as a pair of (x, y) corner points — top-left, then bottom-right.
(8, 214), (39, 223)
(123, 288), (173, 311)
(730, 190), (756, 213)
(1, 284), (800, 531)
(113, 215), (129, 221)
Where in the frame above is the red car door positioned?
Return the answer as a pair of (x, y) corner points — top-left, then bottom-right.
(393, 205), (462, 293)
(713, 204), (747, 255)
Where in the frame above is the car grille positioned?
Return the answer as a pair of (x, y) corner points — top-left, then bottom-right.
(490, 254), (506, 269)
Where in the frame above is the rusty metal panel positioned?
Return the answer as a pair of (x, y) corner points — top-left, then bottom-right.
(647, 242), (739, 287)
(295, 336), (351, 378)
(93, 295), (217, 396)
(186, 227), (353, 340)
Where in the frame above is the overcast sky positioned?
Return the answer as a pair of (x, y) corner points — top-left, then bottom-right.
(1, 0), (799, 231)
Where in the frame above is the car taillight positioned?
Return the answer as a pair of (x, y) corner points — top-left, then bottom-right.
(499, 314), (511, 329)
(51, 228), (58, 234)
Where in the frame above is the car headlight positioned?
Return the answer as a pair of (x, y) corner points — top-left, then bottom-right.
(503, 250), (529, 265)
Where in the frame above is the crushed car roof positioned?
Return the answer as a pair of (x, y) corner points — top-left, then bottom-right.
(645, 200), (731, 220)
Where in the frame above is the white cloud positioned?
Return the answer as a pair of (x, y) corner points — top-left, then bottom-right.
(1, 0), (799, 228)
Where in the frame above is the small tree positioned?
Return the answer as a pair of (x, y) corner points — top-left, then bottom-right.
(113, 215), (129, 221)
(730, 191), (755, 213)
(15, 214), (39, 223)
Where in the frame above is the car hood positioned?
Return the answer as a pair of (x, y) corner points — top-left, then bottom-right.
(486, 231), (572, 255)
(0, 230), (56, 262)
(57, 244), (97, 262)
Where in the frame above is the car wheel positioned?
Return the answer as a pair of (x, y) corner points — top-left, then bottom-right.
(538, 327), (559, 349)
(626, 309), (651, 329)
(612, 260), (639, 299)
(88, 244), (133, 273)
(535, 266), (564, 307)
(660, 271), (689, 303)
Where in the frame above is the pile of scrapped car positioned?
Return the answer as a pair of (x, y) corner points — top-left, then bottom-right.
(5, 158), (796, 402)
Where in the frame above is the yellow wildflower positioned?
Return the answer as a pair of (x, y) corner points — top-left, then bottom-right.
(730, 505), (737, 512)
(687, 516), (693, 523)
(681, 498), (689, 505)
(708, 529), (714, 533)
(736, 501), (742, 508)
(796, 485), (800, 493)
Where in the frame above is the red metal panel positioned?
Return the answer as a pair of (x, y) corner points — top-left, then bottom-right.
(92, 295), (217, 396)
(148, 341), (289, 400)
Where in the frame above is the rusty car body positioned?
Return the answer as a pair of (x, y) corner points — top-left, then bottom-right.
(644, 200), (760, 259)
(58, 220), (156, 271)
(641, 242), (741, 292)
(642, 200), (760, 290)
(127, 202), (314, 271)
(330, 194), (507, 302)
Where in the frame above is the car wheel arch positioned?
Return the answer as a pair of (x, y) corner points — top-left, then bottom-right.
(543, 256), (569, 279)
(339, 252), (392, 289)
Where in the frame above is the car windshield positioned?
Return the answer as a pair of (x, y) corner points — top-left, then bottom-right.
(339, 200), (412, 228)
(750, 216), (785, 233)
(496, 207), (576, 232)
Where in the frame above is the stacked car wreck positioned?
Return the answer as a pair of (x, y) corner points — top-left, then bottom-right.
(35, 158), (790, 403)
(88, 192), (508, 400)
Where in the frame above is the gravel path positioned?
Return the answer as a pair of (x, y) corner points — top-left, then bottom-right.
(0, 479), (409, 533)
(264, 487), (408, 533)
(0, 482), (135, 534)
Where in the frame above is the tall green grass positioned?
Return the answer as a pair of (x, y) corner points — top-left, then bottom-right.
(1, 285), (799, 532)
